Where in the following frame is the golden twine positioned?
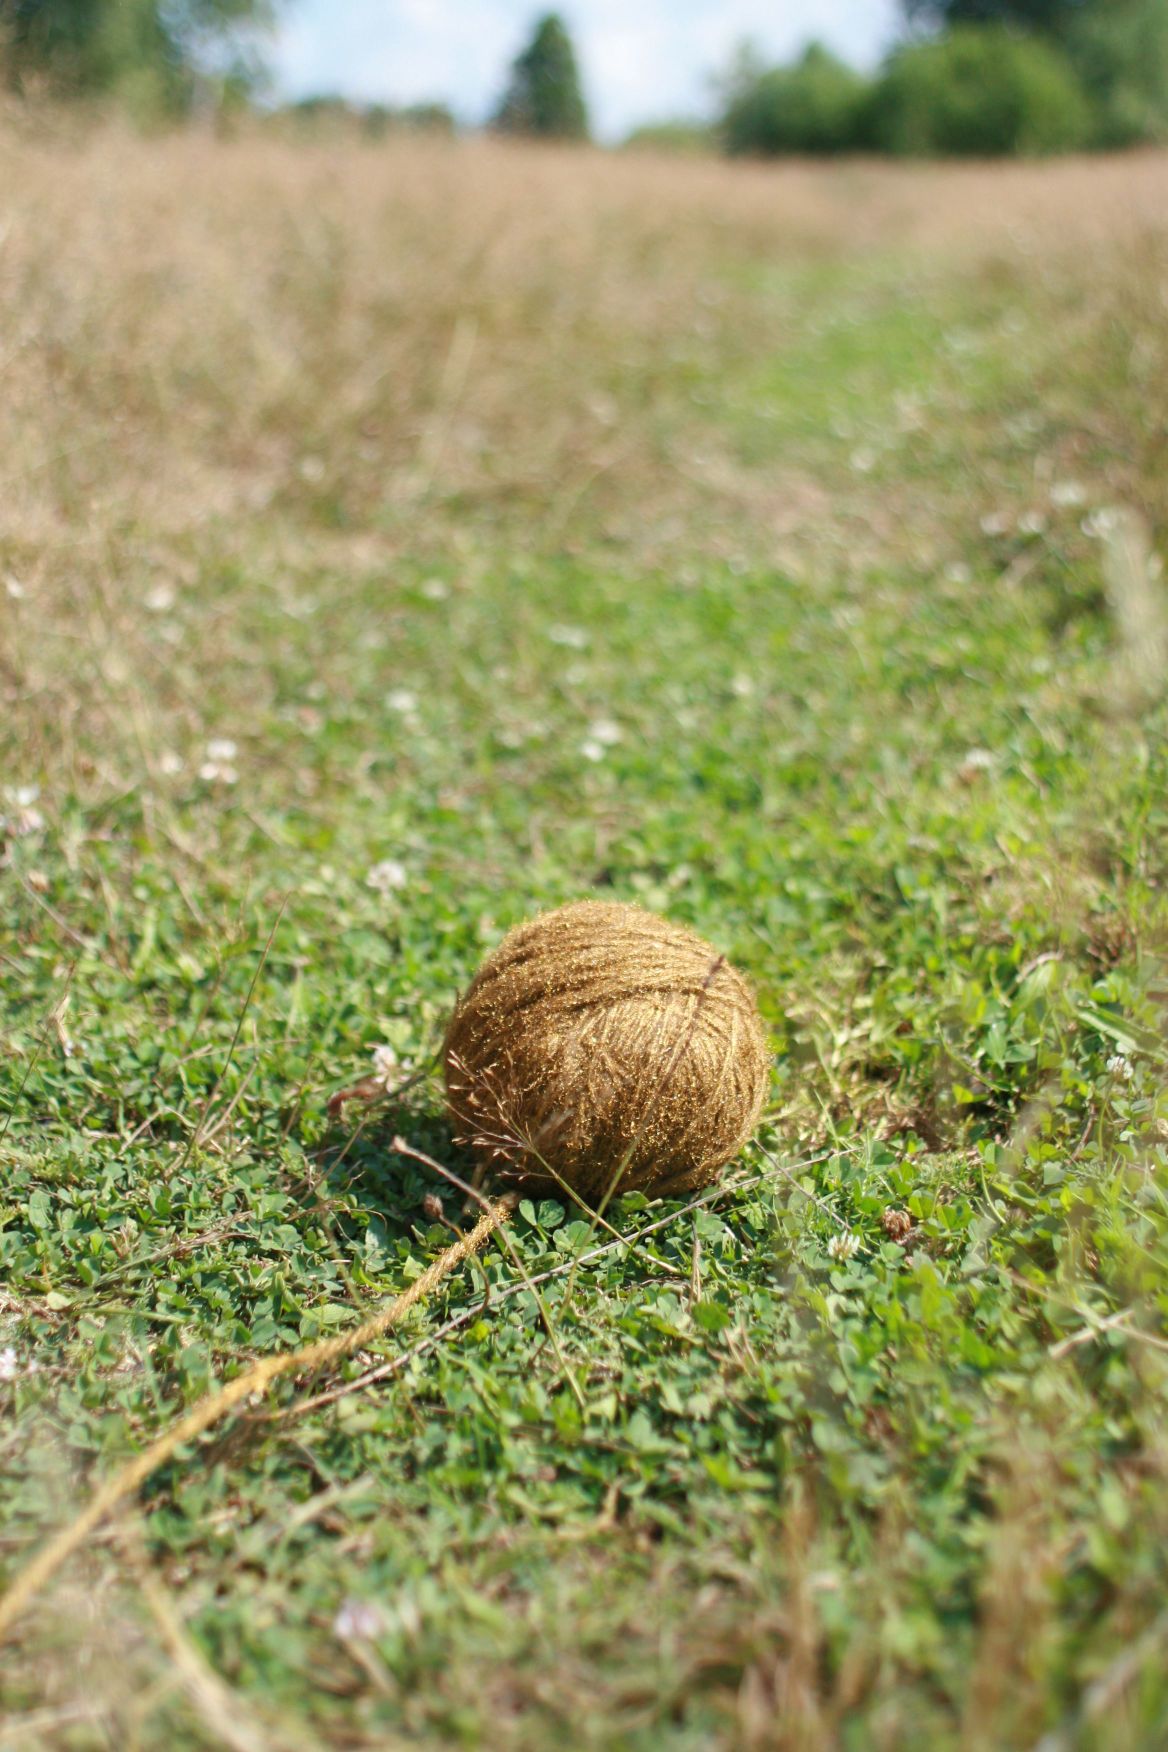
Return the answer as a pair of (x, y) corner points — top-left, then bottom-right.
(445, 900), (770, 1201)
(0, 1199), (512, 1643)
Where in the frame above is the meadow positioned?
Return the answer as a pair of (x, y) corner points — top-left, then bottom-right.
(1, 118), (1168, 1747)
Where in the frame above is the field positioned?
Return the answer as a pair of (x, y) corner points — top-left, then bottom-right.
(2, 118), (1168, 1748)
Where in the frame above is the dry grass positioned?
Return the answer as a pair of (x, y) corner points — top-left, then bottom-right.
(4, 120), (1167, 805)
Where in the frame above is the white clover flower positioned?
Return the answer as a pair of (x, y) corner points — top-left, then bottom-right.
(333, 1598), (384, 1641)
(944, 561), (972, 587)
(144, 583), (176, 613)
(1018, 510), (1047, 536)
(366, 859), (408, 894)
(1106, 1055), (1134, 1081)
(548, 624), (589, 650)
(5, 576), (25, 600)
(158, 750), (184, 776)
(957, 748), (995, 783)
(587, 719), (622, 748)
(386, 688), (419, 715)
(1082, 507), (1119, 541)
(580, 739), (606, 763)
(1050, 480), (1087, 509)
(3, 787), (45, 836)
(199, 760), (238, 786)
(421, 578), (449, 601)
(827, 1232), (861, 1262)
(850, 446), (876, 476)
(0, 1348), (18, 1382)
(199, 739), (239, 784)
(371, 1043), (403, 1084)
(980, 512), (1010, 537)
(730, 673), (755, 699)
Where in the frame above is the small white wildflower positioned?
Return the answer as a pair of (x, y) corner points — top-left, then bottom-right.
(496, 726), (526, 750)
(980, 512), (1010, 537)
(730, 673), (754, 699)
(385, 688), (419, 715)
(827, 1232), (861, 1262)
(580, 738), (606, 763)
(299, 455), (326, 483)
(4, 575), (25, 600)
(371, 1043), (401, 1084)
(421, 578), (449, 601)
(144, 583), (176, 613)
(957, 748), (995, 783)
(333, 1598), (384, 1641)
(4, 788), (45, 835)
(199, 759), (238, 786)
(1018, 510), (1047, 536)
(1106, 1054), (1134, 1081)
(199, 737), (238, 785)
(1082, 507), (1119, 541)
(586, 719), (622, 748)
(548, 624), (589, 650)
(944, 561), (972, 587)
(850, 446), (876, 476)
(366, 859), (408, 894)
(1050, 480), (1087, 509)
(0, 1348), (18, 1382)
(158, 751), (184, 776)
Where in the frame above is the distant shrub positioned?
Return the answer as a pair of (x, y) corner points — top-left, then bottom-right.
(362, 101), (455, 140)
(276, 96), (455, 141)
(722, 44), (871, 157)
(623, 120), (715, 154)
(870, 27), (1094, 156)
(1067, 0), (1168, 147)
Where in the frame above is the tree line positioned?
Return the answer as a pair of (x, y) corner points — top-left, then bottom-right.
(2, 1), (1166, 155)
(720, 0), (1168, 157)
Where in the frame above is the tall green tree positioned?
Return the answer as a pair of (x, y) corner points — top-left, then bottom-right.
(900, 0), (1168, 143)
(902, 0), (1090, 26)
(1067, 0), (1168, 142)
(494, 12), (588, 139)
(1, 0), (275, 109)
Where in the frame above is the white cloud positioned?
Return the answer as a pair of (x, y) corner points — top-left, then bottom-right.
(270, 0), (901, 141)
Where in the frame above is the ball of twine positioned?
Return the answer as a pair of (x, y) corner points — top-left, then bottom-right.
(444, 900), (770, 1201)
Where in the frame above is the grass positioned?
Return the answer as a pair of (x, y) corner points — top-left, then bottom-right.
(2, 120), (1168, 1747)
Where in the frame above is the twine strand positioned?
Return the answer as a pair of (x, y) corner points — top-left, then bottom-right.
(0, 1199), (512, 1643)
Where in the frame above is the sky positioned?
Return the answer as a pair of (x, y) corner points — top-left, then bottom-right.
(270, 1), (903, 142)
